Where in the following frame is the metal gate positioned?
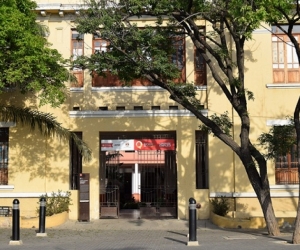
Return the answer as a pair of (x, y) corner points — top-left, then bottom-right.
(99, 151), (121, 218)
(138, 150), (177, 217)
(99, 133), (177, 218)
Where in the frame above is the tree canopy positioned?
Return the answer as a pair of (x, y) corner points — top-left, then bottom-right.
(0, 0), (69, 107)
(0, 0), (91, 160)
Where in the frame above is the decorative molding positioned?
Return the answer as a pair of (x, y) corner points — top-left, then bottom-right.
(0, 122), (16, 127)
(266, 83), (300, 89)
(89, 85), (207, 93)
(0, 191), (68, 198)
(210, 190), (299, 198)
(266, 119), (292, 126)
(91, 86), (164, 92)
(0, 185), (14, 190)
(70, 87), (84, 93)
(270, 184), (298, 189)
(69, 109), (208, 118)
(253, 28), (270, 34)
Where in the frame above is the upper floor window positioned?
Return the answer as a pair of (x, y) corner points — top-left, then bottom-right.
(194, 49), (206, 86)
(272, 25), (300, 83)
(171, 35), (186, 83)
(92, 35), (120, 87)
(71, 30), (84, 87)
(92, 34), (152, 87)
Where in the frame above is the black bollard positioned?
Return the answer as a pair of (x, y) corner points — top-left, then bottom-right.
(12, 199), (20, 241)
(188, 197), (197, 242)
(186, 197), (199, 246)
(38, 197), (46, 233)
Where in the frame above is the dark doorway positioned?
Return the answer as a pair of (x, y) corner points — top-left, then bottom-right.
(99, 132), (177, 219)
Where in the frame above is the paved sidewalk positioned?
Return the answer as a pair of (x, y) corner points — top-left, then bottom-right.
(0, 218), (298, 250)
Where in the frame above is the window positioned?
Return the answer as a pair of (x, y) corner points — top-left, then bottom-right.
(195, 131), (208, 189)
(272, 25), (300, 83)
(194, 49), (206, 86)
(151, 106), (160, 110)
(91, 35), (152, 87)
(169, 106), (178, 110)
(92, 35), (120, 87)
(171, 35), (186, 83)
(0, 128), (9, 185)
(194, 27), (206, 86)
(275, 144), (298, 184)
(71, 30), (84, 87)
(70, 132), (82, 190)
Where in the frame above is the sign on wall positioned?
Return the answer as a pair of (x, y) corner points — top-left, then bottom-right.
(101, 139), (175, 151)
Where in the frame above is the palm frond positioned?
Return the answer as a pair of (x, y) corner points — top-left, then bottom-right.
(0, 105), (92, 161)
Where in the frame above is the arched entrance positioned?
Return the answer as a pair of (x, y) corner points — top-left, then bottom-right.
(99, 132), (177, 219)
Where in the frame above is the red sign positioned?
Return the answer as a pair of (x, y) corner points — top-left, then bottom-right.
(134, 139), (175, 150)
(101, 143), (113, 148)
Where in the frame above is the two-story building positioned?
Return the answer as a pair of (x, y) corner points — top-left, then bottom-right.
(0, 0), (299, 223)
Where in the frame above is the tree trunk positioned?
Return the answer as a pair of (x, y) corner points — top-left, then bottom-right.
(292, 97), (300, 244)
(240, 154), (280, 236)
(292, 186), (300, 244)
(259, 188), (280, 236)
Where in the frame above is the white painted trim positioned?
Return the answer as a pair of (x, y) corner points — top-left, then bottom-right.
(270, 185), (299, 189)
(266, 119), (292, 126)
(70, 87), (83, 93)
(0, 192), (68, 198)
(0, 185), (14, 190)
(70, 86), (208, 93)
(69, 109), (208, 118)
(0, 122), (16, 127)
(89, 86), (206, 93)
(253, 28), (270, 34)
(36, 4), (86, 11)
(210, 191), (299, 198)
(209, 192), (233, 198)
(266, 83), (300, 89)
(91, 86), (164, 92)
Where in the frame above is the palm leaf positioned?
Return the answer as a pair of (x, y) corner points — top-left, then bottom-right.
(0, 105), (92, 161)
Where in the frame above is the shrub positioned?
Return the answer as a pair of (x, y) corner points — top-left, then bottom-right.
(36, 190), (72, 216)
(210, 196), (230, 216)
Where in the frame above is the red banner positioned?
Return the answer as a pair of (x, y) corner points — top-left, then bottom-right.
(134, 139), (175, 150)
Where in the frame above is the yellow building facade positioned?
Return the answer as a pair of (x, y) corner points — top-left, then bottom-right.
(0, 0), (299, 223)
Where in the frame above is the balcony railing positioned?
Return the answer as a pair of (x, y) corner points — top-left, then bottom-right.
(275, 168), (299, 184)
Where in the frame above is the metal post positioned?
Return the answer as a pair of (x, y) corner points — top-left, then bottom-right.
(12, 199), (20, 241)
(38, 197), (46, 233)
(187, 197), (199, 246)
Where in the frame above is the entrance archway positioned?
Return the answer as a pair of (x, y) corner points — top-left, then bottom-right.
(99, 132), (177, 219)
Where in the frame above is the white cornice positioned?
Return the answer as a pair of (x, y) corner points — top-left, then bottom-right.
(266, 83), (300, 89)
(69, 109), (208, 118)
(0, 122), (16, 127)
(35, 4), (85, 11)
(266, 119), (292, 126)
(91, 86), (164, 93)
(72, 85), (207, 93)
(210, 190), (299, 198)
(0, 191), (68, 198)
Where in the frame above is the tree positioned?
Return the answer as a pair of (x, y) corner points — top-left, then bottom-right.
(261, 0), (300, 243)
(75, 0), (281, 235)
(0, 0), (91, 160)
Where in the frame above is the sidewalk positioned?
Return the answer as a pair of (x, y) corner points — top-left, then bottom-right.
(0, 218), (298, 250)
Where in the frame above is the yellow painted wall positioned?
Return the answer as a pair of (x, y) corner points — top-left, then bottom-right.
(1, 2), (300, 223)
